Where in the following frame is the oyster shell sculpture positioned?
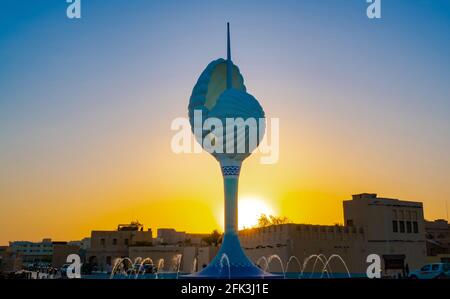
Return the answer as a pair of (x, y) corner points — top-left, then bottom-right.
(186, 23), (275, 278)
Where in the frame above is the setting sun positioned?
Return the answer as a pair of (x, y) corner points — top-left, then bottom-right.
(238, 197), (275, 230)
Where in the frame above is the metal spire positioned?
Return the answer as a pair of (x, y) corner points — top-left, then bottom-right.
(226, 22), (232, 89)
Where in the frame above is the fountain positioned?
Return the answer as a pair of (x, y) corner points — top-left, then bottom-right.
(134, 257), (154, 279)
(173, 254), (182, 279)
(219, 254), (231, 279)
(251, 254), (353, 279)
(156, 258), (165, 273)
(256, 257), (269, 271)
(307, 254), (330, 278)
(320, 254), (351, 279)
(267, 255), (286, 278)
(191, 257), (198, 273)
(110, 257), (136, 279)
(108, 255), (181, 279)
(105, 253), (352, 279)
(286, 256), (302, 273)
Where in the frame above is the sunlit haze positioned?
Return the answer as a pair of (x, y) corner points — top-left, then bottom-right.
(238, 197), (275, 230)
(0, 0), (449, 245)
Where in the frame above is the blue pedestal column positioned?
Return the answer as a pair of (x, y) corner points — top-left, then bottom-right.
(187, 161), (273, 278)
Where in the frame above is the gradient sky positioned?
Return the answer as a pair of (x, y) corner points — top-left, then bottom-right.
(1, 0), (449, 245)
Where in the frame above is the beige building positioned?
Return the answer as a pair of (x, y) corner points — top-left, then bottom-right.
(87, 222), (153, 271)
(424, 219), (450, 262)
(8, 238), (53, 267)
(344, 193), (426, 274)
(128, 245), (217, 273)
(87, 224), (215, 273)
(83, 194), (432, 276)
(0, 246), (23, 273)
(156, 228), (187, 245)
(239, 193), (427, 276)
(156, 228), (208, 246)
(240, 223), (367, 275)
(51, 243), (81, 268)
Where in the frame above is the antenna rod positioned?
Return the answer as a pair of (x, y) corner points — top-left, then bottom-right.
(446, 200), (449, 222)
(226, 22), (232, 89)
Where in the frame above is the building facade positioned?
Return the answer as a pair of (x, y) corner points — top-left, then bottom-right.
(156, 228), (187, 245)
(9, 238), (53, 267)
(239, 193), (427, 276)
(424, 219), (450, 262)
(51, 243), (81, 268)
(344, 193), (426, 274)
(240, 223), (367, 275)
(86, 222), (153, 271)
(156, 228), (208, 246)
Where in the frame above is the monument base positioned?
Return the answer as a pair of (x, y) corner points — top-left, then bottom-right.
(185, 233), (281, 279)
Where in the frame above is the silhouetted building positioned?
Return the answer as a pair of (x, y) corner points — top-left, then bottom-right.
(344, 193), (426, 274)
(9, 238), (53, 267)
(240, 193), (426, 277)
(157, 228), (186, 245)
(86, 222), (153, 272)
(51, 243), (81, 268)
(0, 246), (22, 273)
(425, 219), (450, 262)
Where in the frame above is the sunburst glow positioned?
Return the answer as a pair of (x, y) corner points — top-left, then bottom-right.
(238, 197), (274, 230)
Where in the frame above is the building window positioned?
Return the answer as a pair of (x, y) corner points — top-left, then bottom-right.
(100, 238), (105, 246)
(347, 219), (354, 226)
(406, 221), (412, 233)
(392, 210), (397, 219)
(124, 238), (129, 245)
(113, 238), (117, 245)
(392, 221), (398, 233)
(106, 256), (112, 266)
(399, 221), (405, 233)
(413, 221), (419, 233)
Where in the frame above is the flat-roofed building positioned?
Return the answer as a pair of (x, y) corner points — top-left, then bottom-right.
(344, 193), (426, 272)
(51, 242), (81, 268)
(0, 246), (22, 273)
(240, 223), (367, 275)
(87, 222), (153, 272)
(239, 193), (427, 277)
(424, 219), (450, 262)
(156, 229), (208, 246)
(156, 228), (186, 245)
(9, 238), (53, 267)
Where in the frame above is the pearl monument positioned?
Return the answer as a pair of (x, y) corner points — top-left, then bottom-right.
(187, 23), (271, 278)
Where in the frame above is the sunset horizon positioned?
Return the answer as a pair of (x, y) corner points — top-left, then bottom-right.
(1, 1), (450, 293)
(1, 0), (450, 247)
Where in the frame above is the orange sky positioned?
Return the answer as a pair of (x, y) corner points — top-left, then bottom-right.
(1, 117), (449, 245)
(1, 1), (450, 245)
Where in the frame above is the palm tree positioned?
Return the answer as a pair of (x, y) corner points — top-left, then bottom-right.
(202, 230), (223, 247)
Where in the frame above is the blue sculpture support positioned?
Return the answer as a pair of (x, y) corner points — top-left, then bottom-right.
(188, 161), (275, 278)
